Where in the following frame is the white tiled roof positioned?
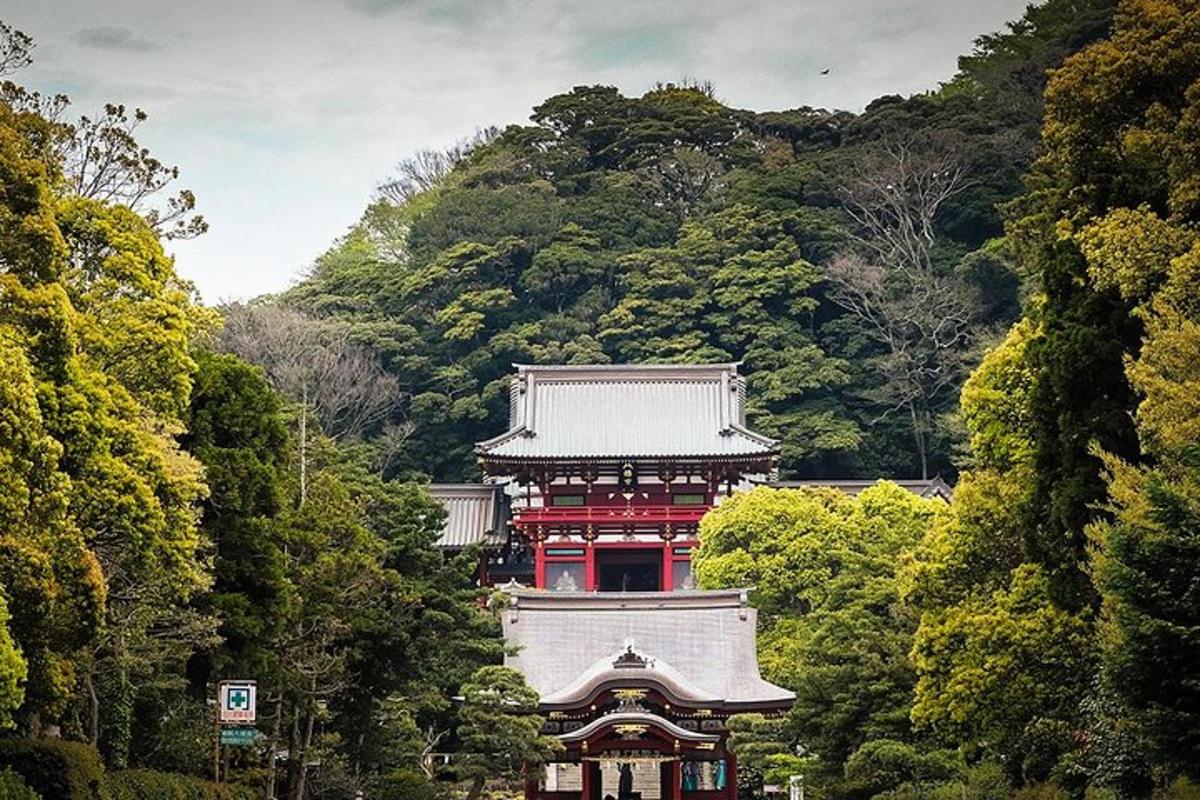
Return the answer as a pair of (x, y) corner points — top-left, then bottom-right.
(427, 484), (505, 549)
(477, 364), (778, 461)
(501, 589), (794, 710)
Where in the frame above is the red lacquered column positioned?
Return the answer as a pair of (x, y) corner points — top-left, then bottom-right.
(534, 539), (545, 589)
(585, 542), (596, 591)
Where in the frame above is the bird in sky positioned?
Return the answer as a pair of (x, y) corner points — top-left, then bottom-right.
(820, 68), (831, 75)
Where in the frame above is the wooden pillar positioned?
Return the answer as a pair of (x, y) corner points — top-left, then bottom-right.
(582, 759), (601, 800)
(668, 758), (682, 800)
(661, 541), (673, 592)
(534, 539), (545, 589)
(726, 751), (738, 800)
(522, 761), (539, 800)
(585, 542), (596, 591)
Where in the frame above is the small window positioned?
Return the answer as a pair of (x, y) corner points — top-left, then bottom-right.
(546, 562), (585, 592)
(551, 494), (586, 507)
(672, 493), (707, 506)
(672, 560), (696, 591)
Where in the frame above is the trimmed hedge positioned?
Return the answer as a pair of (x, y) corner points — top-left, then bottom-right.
(0, 768), (38, 800)
(107, 770), (256, 800)
(0, 739), (107, 800)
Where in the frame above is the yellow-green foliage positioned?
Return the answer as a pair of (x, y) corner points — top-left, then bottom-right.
(0, 82), (210, 740)
(696, 482), (943, 776)
(1075, 205), (1196, 304)
(695, 482), (939, 616)
(958, 319), (1041, 473)
(1041, 0), (1200, 222)
(909, 564), (1095, 739)
(0, 767), (38, 800)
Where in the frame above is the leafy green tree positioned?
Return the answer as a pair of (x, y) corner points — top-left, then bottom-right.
(183, 352), (293, 681)
(456, 666), (560, 800)
(725, 714), (809, 792)
(0, 595), (25, 731)
(1074, 9), (1200, 767)
(696, 483), (943, 791)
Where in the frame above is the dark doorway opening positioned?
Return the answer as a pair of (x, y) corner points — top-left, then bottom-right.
(596, 549), (661, 592)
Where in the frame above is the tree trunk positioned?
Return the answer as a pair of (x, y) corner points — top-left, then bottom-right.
(286, 705), (301, 799)
(909, 401), (929, 480)
(85, 668), (100, 746)
(263, 698), (283, 800)
(109, 633), (134, 769)
(291, 711), (316, 800)
(465, 775), (487, 800)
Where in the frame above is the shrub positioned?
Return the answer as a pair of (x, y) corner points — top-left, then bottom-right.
(1156, 778), (1200, 800)
(372, 769), (451, 800)
(0, 739), (107, 800)
(1013, 784), (1070, 800)
(0, 768), (38, 800)
(107, 769), (257, 800)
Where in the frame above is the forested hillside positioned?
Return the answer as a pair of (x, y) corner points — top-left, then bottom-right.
(254, 0), (1113, 483)
(695, 1), (1200, 798)
(6, 0), (1200, 798)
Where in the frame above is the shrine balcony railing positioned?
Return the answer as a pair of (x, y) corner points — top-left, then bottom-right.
(512, 504), (709, 530)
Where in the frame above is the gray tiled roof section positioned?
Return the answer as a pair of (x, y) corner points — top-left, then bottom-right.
(767, 477), (954, 502)
(427, 484), (505, 549)
(502, 589), (794, 708)
(479, 363), (778, 460)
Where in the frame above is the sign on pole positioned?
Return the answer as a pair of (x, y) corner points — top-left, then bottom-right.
(218, 680), (257, 724)
(219, 727), (261, 746)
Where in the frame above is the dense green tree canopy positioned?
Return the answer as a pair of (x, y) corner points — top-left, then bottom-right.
(274, 3), (1123, 483)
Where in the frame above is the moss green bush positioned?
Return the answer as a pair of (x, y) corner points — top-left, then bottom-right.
(0, 768), (38, 800)
(1013, 784), (1070, 800)
(106, 769), (256, 800)
(1156, 778), (1200, 800)
(0, 739), (107, 800)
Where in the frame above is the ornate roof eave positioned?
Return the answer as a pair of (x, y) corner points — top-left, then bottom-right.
(556, 711), (721, 745)
(540, 650), (723, 708)
(477, 452), (779, 469)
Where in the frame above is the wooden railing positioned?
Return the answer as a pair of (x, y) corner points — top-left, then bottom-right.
(512, 504), (709, 527)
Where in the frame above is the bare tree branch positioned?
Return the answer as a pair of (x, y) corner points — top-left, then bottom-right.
(218, 304), (406, 443)
(827, 137), (982, 478)
(376, 127), (500, 205)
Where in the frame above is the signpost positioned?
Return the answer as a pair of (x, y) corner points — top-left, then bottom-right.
(215, 680), (258, 782)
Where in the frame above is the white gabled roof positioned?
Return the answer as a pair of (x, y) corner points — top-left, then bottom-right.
(427, 484), (505, 549)
(477, 363), (778, 461)
(501, 589), (794, 710)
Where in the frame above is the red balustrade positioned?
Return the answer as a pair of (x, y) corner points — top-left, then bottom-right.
(513, 504), (709, 528)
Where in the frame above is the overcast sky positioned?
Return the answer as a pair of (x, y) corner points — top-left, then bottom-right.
(7, 0), (1031, 302)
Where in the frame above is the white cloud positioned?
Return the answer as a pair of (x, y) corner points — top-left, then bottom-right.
(7, 0), (1030, 302)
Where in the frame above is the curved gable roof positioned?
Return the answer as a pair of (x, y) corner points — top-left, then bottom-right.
(502, 589), (794, 711)
(477, 364), (778, 462)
